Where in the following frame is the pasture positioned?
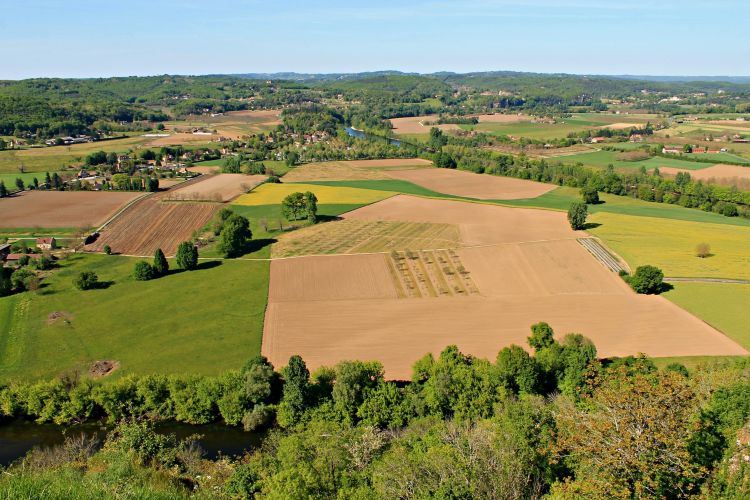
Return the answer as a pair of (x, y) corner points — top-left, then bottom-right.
(0, 191), (142, 229)
(232, 182), (395, 206)
(557, 149), (716, 171)
(0, 254), (269, 381)
(262, 195), (744, 378)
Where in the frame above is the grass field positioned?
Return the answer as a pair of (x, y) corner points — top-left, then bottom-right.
(587, 212), (750, 280)
(232, 182), (396, 206)
(503, 186), (750, 227)
(663, 283), (750, 350)
(0, 172), (50, 189)
(556, 150), (716, 171)
(459, 117), (610, 140)
(0, 253), (269, 381)
(301, 179), (468, 199)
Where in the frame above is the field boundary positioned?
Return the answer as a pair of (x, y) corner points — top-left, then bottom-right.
(577, 237), (626, 273)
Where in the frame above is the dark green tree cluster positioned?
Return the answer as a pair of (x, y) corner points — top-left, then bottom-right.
(175, 241), (199, 270)
(281, 191), (318, 222)
(132, 248), (169, 281)
(217, 214), (253, 258)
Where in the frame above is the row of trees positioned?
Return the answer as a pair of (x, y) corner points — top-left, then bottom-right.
(2, 324), (750, 497)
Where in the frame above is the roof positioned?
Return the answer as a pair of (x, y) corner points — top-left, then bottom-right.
(36, 237), (55, 244)
(5, 253), (26, 260)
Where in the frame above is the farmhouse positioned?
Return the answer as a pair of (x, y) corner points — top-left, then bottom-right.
(36, 237), (56, 250)
(590, 136), (606, 144)
(3, 253), (24, 267)
(662, 146), (682, 154)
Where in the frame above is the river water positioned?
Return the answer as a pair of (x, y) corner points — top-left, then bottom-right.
(0, 420), (265, 467)
(345, 127), (401, 147)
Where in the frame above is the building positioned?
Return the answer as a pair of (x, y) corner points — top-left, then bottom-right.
(0, 243), (10, 262)
(590, 136), (606, 144)
(36, 237), (56, 250)
(662, 146), (682, 154)
(4, 253), (24, 267)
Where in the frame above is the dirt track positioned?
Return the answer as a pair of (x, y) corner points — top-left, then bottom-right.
(0, 191), (142, 228)
(385, 168), (555, 200)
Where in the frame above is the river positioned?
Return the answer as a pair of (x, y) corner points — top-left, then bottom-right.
(0, 420), (265, 467)
(345, 127), (401, 147)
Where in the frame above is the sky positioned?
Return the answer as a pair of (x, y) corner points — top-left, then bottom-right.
(2, 0), (749, 79)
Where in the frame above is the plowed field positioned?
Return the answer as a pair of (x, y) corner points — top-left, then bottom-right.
(164, 174), (266, 202)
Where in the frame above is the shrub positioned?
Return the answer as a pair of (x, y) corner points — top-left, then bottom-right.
(103, 245), (112, 255)
(567, 201), (588, 230)
(133, 261), (155, 281)
(153, 248), (169, 276)
(218, 214), (252, 258)
(580, 185), (599, 204)
(695, 243), (711, 258)
(73, 271), (99, 290)
(627, 265), (664, 294)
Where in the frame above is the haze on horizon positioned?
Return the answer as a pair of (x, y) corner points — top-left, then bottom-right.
(2, 0), (749, 80)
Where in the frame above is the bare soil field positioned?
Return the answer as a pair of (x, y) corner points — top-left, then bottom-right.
(659, 164), (750, 188)
(390, 116), (459, 135)
(474, 113), (531, 123)
(263, 195), (746, 378)
(0, 191), (142, 228)
(187, 166), (221, 174)
(345, 195), (575, 245)
(272, 219), (460, 257)
(599, 122), (646, 130)
(164, 173), (266, 202)
(86, 198), (217, 256)
(283, 159), (433, 182)
(385, 168), (555, 200)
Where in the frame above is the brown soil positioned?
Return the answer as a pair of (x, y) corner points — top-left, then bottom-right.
(385, 168), (555, 200)
(345, 158), (433, 168)
(262, 195), (746, 379)
(390, 116), (460, 135)
(89, 360), (120, 378)
(47, 311), (73, 325)
(599, 122), (646, 130)
(164, 173), (266, 202)
(187, 166), (221, 174)
(0, 191), (142, 228)
(283, 159), (433, 182)
(86, 198), (218, 256)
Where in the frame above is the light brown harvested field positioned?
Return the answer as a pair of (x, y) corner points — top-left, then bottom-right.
(659, 164), (750, 187)
(345, 195), (575, 246)
(474, 113), (531, 123)
(164, 173), (266, 202)
(187, 166), (220, 174)
(385, 168), (554, 200)
(264, 294), (745, 379)
(0, 191), (141, 228)
(599, 122), (646, 130)
(157, 179), (184, 188)
(390, 116), (459, 135)
(269, 254), (398, 302)
(147, 133), (217, 146)
(86, 198), (217, 256)
(345, 158), (433, 168)
(283, 159), (434, 182)
(263, 195), (747, 378)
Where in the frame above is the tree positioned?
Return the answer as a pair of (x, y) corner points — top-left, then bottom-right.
(695, 242), (711, 258)
(428, 127), (448, 150)
(528, 321), (555, 351)
(434, 152), (457, 168)
(567, 201), (588, 230)
(496, 345), (539, 394)
(0, 181), (7, 198)
(176, 241), (199, 270)
(277, 355), (311, 428)
(580, 185), (599, 204)
(133, 261), (155, 281)
(304, 191), (318, 223)
(627, 265), (664, 294)
(103, 245), (112, 255)
(285, 151), (299, 167)
(218, 214), (252, 258)
(153, 248), (169, 276)
(73, 271), (99, 290)
(15, 178), (24, 192)
(281, 192), (307, 221)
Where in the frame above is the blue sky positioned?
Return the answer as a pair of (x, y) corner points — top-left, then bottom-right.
(2, 0), (748, 79)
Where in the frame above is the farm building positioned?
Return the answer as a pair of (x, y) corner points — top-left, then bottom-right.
(36, 237), (56, 250)
(662, 146), (682, 154)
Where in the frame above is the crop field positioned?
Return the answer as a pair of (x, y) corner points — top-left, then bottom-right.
(0, 191), (142, 229)
(262, 195), (745, 378)
(587, 212), (750, 280)
(0, 254), (269, 381)
(163, 109), (282, 140)
(163, 173), (266, 202)
(271, 219), (461, 257)
(232, 182), (396, 206)
(390, 114), (532, 136)
(385, 167), (555, 200)
(86, 198), (218, 256)
(664, 283), (750, 350)
(459, 117), (611, 140)
(659, 164), (750, 188)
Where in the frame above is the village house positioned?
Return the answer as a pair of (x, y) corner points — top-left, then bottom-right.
(36, 237), (56, 251)
(590, 136), (606, 144)
(3, 253), (24, 267)
(662, 146), (682, 154)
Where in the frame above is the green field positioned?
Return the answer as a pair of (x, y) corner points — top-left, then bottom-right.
(0, 253), (269, 381)
(300, 179), (467, 199)
(556, 149), (716, 171)
(0, 172), (51, 188)
(664, 283), (750, 350)
(459, 117), (609, 140)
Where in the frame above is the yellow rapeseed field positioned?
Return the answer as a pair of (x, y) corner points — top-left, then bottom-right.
(232, 183), (396, 206)
(589, 212), (750, 280)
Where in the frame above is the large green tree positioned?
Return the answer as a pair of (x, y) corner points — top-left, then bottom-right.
(217, 214), (252, 258)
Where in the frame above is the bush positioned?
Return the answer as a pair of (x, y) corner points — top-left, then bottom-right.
(218, 214), (252, 258)
(153, 248), (169, 276)
(626, 265), (664, 294)
(103, 245), (112, 255)
(567, 201), (588, 230)
(73, 271), (99, 290)
(580, 185), (599, 204)
(695, 243), (711, 258)
(133, 261), (155, 281)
